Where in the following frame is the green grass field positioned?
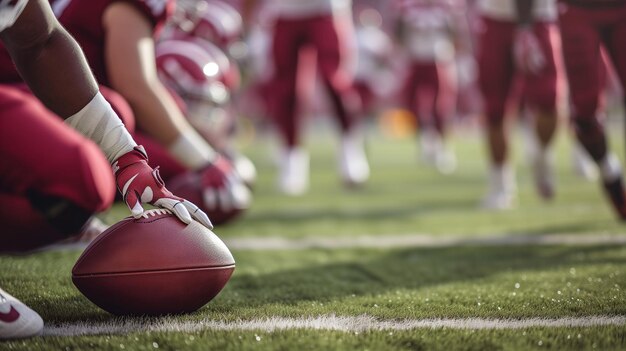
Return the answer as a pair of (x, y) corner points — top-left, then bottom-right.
(2, 124), (626, 350)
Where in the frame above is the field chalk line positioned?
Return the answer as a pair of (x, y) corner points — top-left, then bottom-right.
(223, 233), (626, 250)
(50, 233), (626, 253)
(43, 315), (626, 336)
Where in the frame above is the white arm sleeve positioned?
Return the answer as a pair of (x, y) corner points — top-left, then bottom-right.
(65, 92), (137, 163)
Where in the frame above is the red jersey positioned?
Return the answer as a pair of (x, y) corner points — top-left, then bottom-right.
(0, 0), (175, 85)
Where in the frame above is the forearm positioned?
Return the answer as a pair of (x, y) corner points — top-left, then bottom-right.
(0, 0), (98, 117)
(121, 81), (188, 146)
(120, 80), (217, 169)
(515, 0), (535, 26)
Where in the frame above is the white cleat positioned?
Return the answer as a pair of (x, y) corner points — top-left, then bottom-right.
(339, 129), (370, 187)
(532, 148), (555, 200)
(434, 148), (457, 175)
(278, 147), (309, 196)
(482, 188), (516, 210)
(572, 143), (598, 182)
(419, 129), (456, 175)
(419, 129), (439, 166)
(481, 165), (517, 210)
(0, 288), (43, 339)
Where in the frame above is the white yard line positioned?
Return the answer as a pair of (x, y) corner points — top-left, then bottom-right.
(43, 315), (626, 336)
(223, 233), (626, 250)
(49, 233), (626, 253)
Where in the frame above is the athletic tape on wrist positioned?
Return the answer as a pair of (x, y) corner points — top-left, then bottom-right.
(65, 92), (137, 163)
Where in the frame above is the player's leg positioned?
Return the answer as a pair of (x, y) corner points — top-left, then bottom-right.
(433, 60), (458, 174)
(477, 17), (517, 209)
(0, 85), (115, 252)
(412, 61), (455, 173)
(602, 4), (626, 218)
(311, 15), (369, 186)
(560, 5), (625, 219)
(270, 18), (309, 195)
(523, 22), (559, 199)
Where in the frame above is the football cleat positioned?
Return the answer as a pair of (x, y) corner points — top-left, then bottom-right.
(482, 165), (517, 210)
(0, 288), (43, 339)
(278, 147), (309, 196)
(434, 146), (457, 175)
(532, 148), (555, 200)
(572, 143), (598, 181)
(419, 129), (456, 175)
(339, 129), (370, 187)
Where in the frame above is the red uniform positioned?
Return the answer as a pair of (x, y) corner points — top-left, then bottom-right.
(0, 0), (174, 251)
(558, 0), (626, 160)
(0, 84), (116, 251)
(558, 0), (626, 218)
(395, 0), (460, 134)
(263, 0), (361, 147)
(476, 0), (558, 125)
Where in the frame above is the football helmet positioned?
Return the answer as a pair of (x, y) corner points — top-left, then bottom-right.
(167, 0), (243, 49)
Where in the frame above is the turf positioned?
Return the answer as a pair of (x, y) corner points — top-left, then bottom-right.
(2, 124), (626, 350)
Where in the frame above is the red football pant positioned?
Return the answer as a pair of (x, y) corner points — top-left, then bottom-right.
(478, 17), (558, 126)
(403, 61), (457, 135)
(0, 84), (115, 251)
(268, 14), (360, 147)
(559, 3), (626, 162)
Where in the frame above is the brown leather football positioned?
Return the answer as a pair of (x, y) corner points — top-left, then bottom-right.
(72, 209), (235, 315)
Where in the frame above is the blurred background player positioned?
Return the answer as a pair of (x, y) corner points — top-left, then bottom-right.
(350, 5), (398, 119)
(0, 0), (211, 338)
(156, 0), (258, 188)
(558, 0), (626, 219)
(242, 0), (369, 196)
(0, 0), (253, 224)
(476, 0), (559, 209)
(391, 0), (470, 174)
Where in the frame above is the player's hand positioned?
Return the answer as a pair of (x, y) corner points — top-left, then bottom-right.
(513, 26), (546, 75)
(113, 146), (213, 229)
(201, 155), (251, 213)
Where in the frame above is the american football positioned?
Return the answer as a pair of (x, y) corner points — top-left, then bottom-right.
(71, 209), (235, 315)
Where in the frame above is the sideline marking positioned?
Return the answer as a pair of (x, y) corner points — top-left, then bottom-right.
(43, 315), (626, 336)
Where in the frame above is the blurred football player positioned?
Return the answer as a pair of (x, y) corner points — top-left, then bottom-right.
(351, 6), (398, 117)
(392, 0), (470, 174)
(0, 0), (252, 222)
(476, 0), (559, 209)
(243, 0), (369, 195)
(0, 0), (212, 338)
(558, 0), (626, 219)
(157, 1), (255, 188)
